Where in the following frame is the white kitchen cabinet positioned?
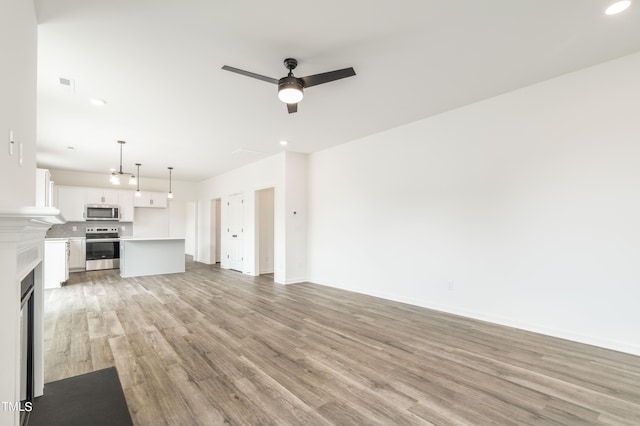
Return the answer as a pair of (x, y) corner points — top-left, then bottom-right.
(68, 237), (86, 271)
(56, 186), (87, 221)
(118, 190), (135, 221)
(44, 239), (69, 288)
(35, 168), (54, 207)
(87, 188), (119, 205)
(134, 191), (168, 208)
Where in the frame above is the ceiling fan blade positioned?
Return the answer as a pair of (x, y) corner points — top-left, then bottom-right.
(221, 65), (278, 84)
(287, 103), (298, 114)
(300, 67), (356, 88)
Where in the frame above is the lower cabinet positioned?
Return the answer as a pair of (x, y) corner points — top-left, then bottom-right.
(69, 237), (86, 271)
(44, 239), (69, 288)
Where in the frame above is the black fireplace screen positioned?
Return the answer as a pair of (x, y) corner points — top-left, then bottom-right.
(20, 269), (34, 426)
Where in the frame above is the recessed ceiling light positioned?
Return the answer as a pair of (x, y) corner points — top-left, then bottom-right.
(90, 98), (107, 106)
(605, 1), (631, 15)
(280, 140), (288, 146)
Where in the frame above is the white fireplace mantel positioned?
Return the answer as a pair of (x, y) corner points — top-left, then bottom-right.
(0, 207), (65, 426)
(0, 206), (65, 227)
(0, 207), (65, 280)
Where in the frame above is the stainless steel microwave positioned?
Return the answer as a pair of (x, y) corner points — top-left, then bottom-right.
(85, 204), (120, 221)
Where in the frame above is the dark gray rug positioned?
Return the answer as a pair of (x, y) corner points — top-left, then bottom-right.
(29, 367), (133, 426)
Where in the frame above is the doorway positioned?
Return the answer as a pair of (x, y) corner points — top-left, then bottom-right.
(210, 198), (221, 264)
(256, 188), (275, 276)
(227, 193), (244, 271)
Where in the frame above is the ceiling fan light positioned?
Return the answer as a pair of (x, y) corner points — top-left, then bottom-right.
(129, 175), (137, 185)
(278, 77), (304, 103)
(111, 174), (121, 185)
(278, 88), (303, 103)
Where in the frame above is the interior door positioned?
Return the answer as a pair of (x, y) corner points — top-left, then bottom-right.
(228, 194), (244, 271)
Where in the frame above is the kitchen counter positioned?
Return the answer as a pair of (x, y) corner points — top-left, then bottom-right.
(120, 237), (185, 278)
(44, 239), (69, 288)
(119, 236), (184, 241)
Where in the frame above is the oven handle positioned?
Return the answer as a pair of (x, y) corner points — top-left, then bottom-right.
(86, 238), (120, 243)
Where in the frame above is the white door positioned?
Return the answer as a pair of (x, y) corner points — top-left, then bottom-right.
(228, 194), (244, 271)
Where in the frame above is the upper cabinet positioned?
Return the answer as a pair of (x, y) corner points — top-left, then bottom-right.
(56, 186), (87, 221)
(86, 189), (119, 205)
(35, 168), (54, 208)
(118, 190), (135, 221)
(133, 191), (168, 208)
(55, 186), (137, 222)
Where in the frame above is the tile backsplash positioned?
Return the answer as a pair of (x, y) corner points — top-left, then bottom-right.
(46, 221), (134, 238)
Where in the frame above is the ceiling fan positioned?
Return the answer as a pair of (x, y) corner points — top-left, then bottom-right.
(221, 58), (356, 114)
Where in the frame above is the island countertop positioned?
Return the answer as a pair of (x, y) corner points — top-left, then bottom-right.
(120, 237), (185, 278)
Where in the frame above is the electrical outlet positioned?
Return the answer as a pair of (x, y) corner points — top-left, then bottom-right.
(72, 226), (77, 232)
(121, 226), (126, 232)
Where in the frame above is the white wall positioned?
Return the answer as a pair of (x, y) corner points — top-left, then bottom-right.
(0, 0), (37, 209)
(283, 153), (307, 283)
(133, 208), (169, 237)
(196, 152), (307, 283)
(197, 153), (281, 274)
(209, 198), (221, 264)
(307, 52), (640, 356)
(215, 199), (221, 263)
(196, 199), (211, 263)
(185, 202), (196, 257)
(257, 188), (275, 274)
(0, 1), (37, 424)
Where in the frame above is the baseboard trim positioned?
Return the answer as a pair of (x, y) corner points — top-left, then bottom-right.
(307, 277), (640, 356)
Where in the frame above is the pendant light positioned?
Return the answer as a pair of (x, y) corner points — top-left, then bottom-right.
(135, 163), (142, 197)
(109, 140), (136, 185)
(167, 167), (174, 199)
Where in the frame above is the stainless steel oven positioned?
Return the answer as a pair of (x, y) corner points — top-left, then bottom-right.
(86, 227), (120, 271)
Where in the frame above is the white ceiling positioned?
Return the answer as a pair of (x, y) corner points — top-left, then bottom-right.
(35, 0), (640, 182)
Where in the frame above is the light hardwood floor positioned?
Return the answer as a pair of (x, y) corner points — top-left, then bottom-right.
(43, 261), (640, 425)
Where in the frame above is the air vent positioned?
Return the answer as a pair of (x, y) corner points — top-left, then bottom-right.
(58, 77), (75, 92)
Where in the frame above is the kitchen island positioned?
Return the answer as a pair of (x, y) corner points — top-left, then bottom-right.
(119, 237), (185, 278)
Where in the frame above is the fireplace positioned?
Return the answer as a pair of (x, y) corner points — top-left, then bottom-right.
(0, 207), (64, 426)
(19, 270), (35, 425)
